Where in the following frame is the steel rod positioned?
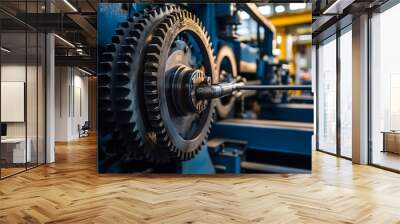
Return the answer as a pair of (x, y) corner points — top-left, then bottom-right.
(237, 85), (312, 91)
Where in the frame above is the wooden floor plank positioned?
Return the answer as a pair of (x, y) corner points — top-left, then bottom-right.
(0, 135), (400, 223)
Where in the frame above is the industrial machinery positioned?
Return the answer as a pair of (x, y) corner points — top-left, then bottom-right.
(97, 3), (313, 173)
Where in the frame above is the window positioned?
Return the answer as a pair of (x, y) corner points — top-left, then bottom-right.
(317, 36), (337, 154)
(339, 28), (352, 158)
(370, 3), (400, 171)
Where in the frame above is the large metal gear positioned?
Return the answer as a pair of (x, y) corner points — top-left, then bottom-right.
(98, 5), (180, 164)
(143, 10), (217, 161)
(215, 45), (238, 119)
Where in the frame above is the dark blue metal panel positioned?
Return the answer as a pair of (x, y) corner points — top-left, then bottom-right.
(260, 104), (314, 123)
(210, 121), (312, 156)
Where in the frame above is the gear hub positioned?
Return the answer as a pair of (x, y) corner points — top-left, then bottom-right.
(169, 65), (211, 115)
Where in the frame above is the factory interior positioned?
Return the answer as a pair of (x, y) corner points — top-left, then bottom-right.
(0, 1), (400, 223)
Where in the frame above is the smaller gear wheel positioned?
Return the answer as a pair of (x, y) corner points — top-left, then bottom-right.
(215, 45), (238, 119)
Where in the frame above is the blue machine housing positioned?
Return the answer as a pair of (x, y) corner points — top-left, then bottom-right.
(97, 3), (313, 174)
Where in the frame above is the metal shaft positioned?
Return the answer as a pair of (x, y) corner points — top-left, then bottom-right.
(196, 83), (311, 99)
(237, 85), (312, 91)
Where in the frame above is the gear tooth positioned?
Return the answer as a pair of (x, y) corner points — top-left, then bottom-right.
(116, 61), (130, 73)
(158, 23), (168, 31)
(144, 80), (157, 89)
(99, 62), (112, 73)
(114, 73), (129, 85)
(102, 52), (114, 62)
(115, 86), (129, 97)
(165, 17), (174, 27)
(116, 111), (132, 122)
(121, 44), (134, 53)
(115, 28), (124, 36)
(145, 97), (159, 105)
(143, 14), (151, 20)
(143, 71), (157, 79)
(125, 37), (138, 45)
(152, 36), (163, 45)
(130, 30), (140, 38)
(121, 21), (129, 28)
(98, 74), (111, 85)
(105, 44), (116, 52)
(134, 23), (145, 30)
(146, 44), (161, 54)
(117, 53), (133, 62)
(116, 99), (132, 110)
(144, 89), (158, 96)
(98, 86), (111, 96)
(149, 113), (161, 121)
(146, 52), (160, 61)
(144, 63), (158, 72)
(154, 28), (166, 37)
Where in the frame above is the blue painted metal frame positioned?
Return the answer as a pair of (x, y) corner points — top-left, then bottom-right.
(260, 104), (314, 123)
(210, 121), (313, 156)
(180, 145), (216, 174)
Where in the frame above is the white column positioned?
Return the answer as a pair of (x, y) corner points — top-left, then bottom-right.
(46, 33), (55, 163)
(46, 1), (55, 163)
(352, 14), (369, 164)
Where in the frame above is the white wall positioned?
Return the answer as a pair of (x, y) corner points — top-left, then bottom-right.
(1, 64), (46, 163)
(55, 67), (89, 141)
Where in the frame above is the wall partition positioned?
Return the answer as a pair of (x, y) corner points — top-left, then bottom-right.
(0, 1), (47, 179)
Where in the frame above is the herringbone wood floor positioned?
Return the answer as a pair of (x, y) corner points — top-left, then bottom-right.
(1, 135), (400, 224)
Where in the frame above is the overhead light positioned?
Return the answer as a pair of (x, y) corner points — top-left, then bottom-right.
(273, 48), (281, 56)
(1, 47), (11, 53)
(322, 0), (353, 15)
(54, 34), (75, 48)
(275, 5), (286, 14)
(63, 0), (78, 12)
(259, 5), (271, 16)
(78, 67), (93, 76)
(289, 3), (307, 11)
(298, 34), (312, 41)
